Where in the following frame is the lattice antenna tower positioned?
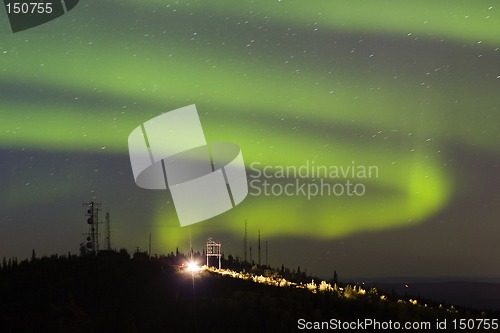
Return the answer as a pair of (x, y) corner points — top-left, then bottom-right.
(83, 201), (101, 253)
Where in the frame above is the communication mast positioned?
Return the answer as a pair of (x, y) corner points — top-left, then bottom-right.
(258, 229), (261, 266)
(266, 240), (268, 266)
(105, 211), (111, 251)
(83, 201), (101, 253)
(148, 232), (152, 258)
(206, 238), (221, 269)
(243, 219), (247, 262)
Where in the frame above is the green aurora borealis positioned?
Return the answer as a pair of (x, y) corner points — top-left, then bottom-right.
(1, 0), (499, 278)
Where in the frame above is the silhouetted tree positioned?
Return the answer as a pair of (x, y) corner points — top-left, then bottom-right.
(31, 249), (36, 262)
(333, 270), (338, 284)
(118, 248), (129, 258)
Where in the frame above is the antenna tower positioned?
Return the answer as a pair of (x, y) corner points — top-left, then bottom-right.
(83, 201), (101, 253)
(149, 232), (152, 258)
(244, 219), (247, 262)
(266, 240), (268, 266)
(258, 229), (261, 266)
(105, 211), (111, 251)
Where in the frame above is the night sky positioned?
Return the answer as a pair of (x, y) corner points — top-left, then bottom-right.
(1, 0), (499, 280)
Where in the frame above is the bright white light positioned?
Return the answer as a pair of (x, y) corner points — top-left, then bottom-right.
(186, 261), (200, 272)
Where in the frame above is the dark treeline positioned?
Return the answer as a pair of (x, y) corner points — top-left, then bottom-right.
(0, 250), (497, 332)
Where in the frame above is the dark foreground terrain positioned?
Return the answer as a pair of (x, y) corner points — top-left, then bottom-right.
(0, 252), (497, 332)
(375, 281), (500, 312)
